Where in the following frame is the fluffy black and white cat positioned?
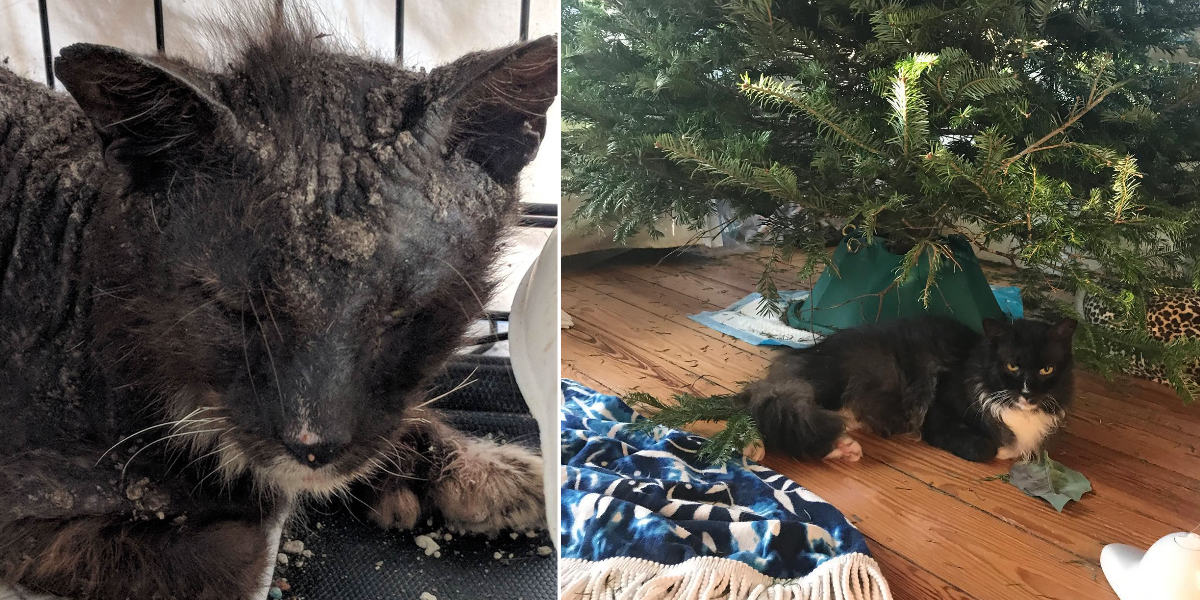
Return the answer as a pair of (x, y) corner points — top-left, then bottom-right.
(739, 315), (1077, 463)
(0, 6), (554, 599)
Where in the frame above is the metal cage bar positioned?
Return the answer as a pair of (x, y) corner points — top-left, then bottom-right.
(154, 0), (165, 52)
(38, 0), (53, 88)
(394, 0), (404, 60)
(519, 0), (530, 41)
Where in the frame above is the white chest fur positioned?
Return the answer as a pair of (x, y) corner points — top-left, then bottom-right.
(996, 407), (1060, 460)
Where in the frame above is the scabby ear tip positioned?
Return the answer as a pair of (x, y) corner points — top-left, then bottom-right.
(56, 43), (125, 66)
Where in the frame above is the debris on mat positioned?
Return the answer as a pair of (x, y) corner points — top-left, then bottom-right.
(268, 519), (554, 598)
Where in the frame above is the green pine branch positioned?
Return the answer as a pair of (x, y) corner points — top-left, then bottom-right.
(653, 134), (809, 205)
(738, 74), (885, 156)
(624, 391), (760, 464)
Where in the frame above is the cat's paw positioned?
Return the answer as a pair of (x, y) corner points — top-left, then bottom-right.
(742, 439), (766, 462)
(431, 438), (544, 535)
(369, 484), (421, 530)
(996, 445), (1023, 460)
(823, 436), (862, 462)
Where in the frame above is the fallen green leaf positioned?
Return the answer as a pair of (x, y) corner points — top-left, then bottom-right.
(1005, 451), (1092, 512)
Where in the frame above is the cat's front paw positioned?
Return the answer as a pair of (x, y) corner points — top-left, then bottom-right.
(823, 435), (863, 462)
(368, 484), (421, 530)
(431, 438), (544, 535)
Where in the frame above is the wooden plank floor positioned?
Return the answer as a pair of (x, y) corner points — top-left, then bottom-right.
(562, 246), (1199, 600)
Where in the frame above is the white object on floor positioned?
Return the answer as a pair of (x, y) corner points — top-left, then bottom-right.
(509, 226), (560, 548)
(690, 291), (822, 348)
(712, 295), (821, 345)
(1102, 532), (1200, 600)
(561, 310), (573, 329)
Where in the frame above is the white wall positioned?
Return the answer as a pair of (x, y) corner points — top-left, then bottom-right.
(0, 0), (560, 310)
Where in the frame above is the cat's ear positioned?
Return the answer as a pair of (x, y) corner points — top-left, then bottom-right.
(981, 318), (1007, 340)
(418, 35), (558, 184)
(1049, 317), (1078, 340)
(54, 43), (238, 172)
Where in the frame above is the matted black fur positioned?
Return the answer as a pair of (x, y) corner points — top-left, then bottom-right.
(0, 5), (556, 599)
(739, 315), (1077, 463)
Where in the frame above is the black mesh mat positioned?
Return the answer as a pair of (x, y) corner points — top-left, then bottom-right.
(272, 355), (556, 600)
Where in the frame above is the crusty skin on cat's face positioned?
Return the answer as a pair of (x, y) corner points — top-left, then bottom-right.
(52, 25), (557, 498)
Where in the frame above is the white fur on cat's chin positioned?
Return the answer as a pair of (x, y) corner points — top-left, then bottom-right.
(251, 457), (361, 501)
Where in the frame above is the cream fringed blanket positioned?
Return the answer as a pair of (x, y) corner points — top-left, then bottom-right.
(560, 554), (891, 600)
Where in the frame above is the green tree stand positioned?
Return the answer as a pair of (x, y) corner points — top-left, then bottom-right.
(787, 233), (1004, 334)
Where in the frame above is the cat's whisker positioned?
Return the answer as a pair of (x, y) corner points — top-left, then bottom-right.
(217, 450), (246, 479)
(378, 435), (419, 464)
(156, 298), (219, 340)
(414, 368), (479, 409)
(241, 306), (264, 409)
(368, 457), (402, 478)
(93, 406), (218, 466)
(162, 414), (225, 471)
(377, 435), (400, 455)
(375, 436), (407, 468)
(374, 435), (428, 474)
(120, 428), (229, 479)
(182, 440), (238, 472)
(219, 451), (247, 496)
(260, 285), (284, 343)
(1041, 393), (1065, 415)
(167, 416), (227, 436)
(90, 283), (135, 300)
(194, 449), (245, 494)
(435, 256), (488, 315)
(975, 387), (1017, 422)
(368, 457), (418, 480)
(338, 486), (379, 516)
(247, 293), (288, 411)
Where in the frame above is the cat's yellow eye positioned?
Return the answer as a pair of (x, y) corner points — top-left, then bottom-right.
(1006, 363), (1019, 372)
(1039, 366), (1055, 375)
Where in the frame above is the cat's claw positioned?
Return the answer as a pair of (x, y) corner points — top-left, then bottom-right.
(823, 436), (863, 462)
(431, 438), (545, 535)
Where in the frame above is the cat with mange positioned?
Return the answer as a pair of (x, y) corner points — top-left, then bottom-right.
(739, 315), (1077, 463)
(0, 7), (555, 600)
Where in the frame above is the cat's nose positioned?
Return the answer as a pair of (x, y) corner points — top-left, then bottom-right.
(284, 439), (345, 468)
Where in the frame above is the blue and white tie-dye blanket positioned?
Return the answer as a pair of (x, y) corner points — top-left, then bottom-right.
(559, 380), (891, 600)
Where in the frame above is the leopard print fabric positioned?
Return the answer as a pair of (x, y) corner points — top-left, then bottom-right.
(1078, 289), (1200, 384)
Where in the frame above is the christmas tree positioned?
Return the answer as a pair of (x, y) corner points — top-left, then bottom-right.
(562, 0), (812, 242)
(566, 0), (1200, 402)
